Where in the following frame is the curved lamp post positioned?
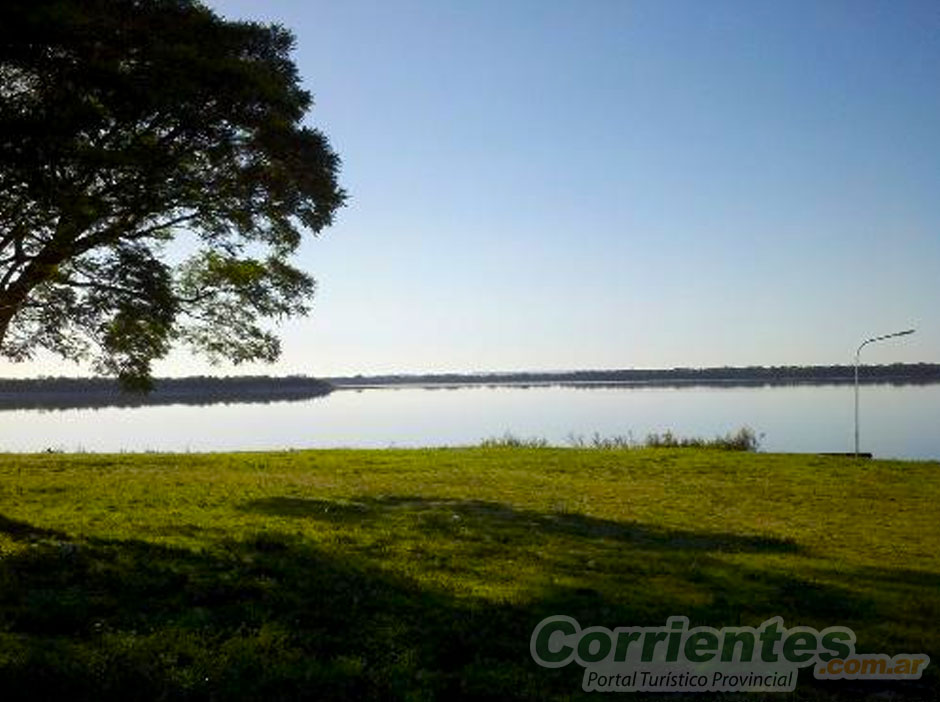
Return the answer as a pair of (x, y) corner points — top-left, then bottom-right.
(854, 328), (915, 458)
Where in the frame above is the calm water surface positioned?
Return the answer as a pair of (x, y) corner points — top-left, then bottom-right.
(1, 384), (939, 459)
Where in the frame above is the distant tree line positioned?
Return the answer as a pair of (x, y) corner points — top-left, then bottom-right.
(327, 363), (940, 388)
(3, 364), (938, 411)
(0, 375), (332, 411)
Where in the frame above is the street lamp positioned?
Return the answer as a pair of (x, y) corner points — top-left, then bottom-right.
(854, 328), (915, 458)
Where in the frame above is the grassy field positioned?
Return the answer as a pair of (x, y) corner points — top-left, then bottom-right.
(0, 447), (937, 700)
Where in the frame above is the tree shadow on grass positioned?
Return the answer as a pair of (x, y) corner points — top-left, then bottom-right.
(245, 496), (919, 629)
(243, 496), (803, 553)
(0, 514), (68, 541)
(0, 507), (936, 701)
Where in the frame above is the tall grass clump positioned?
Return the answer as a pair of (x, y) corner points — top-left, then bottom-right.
(483, 427), (761, 451)
(644, 426), (760, 452)
(479, 432), (549, 448)
(566, 432), (635, 449)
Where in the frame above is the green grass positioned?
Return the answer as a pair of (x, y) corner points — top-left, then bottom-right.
(0, 448), (937, 700)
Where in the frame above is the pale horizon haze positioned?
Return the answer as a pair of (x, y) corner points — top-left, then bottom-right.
(2, 0), (938, 379)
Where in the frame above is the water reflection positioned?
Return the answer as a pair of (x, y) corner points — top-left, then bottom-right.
(0, 377), (330, 411)
(0, 384), (937, 460)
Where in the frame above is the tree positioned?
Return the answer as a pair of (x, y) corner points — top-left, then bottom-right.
(0, 0), (345, 390)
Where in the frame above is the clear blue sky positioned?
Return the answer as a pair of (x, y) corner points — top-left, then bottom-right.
(6, 0), (939, 377)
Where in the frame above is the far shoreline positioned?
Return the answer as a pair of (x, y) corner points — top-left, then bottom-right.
(328, 375), (938, 390)
(1, 362), (938, 411)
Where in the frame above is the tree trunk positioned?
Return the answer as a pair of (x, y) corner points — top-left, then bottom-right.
(0, 296), (15, 349)
(0, 243), (74, 352)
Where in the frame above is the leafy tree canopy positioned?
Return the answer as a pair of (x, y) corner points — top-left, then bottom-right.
(0, 0), (345, 390)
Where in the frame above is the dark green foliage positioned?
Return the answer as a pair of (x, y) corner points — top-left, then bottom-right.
(0, 0), (344, 390)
